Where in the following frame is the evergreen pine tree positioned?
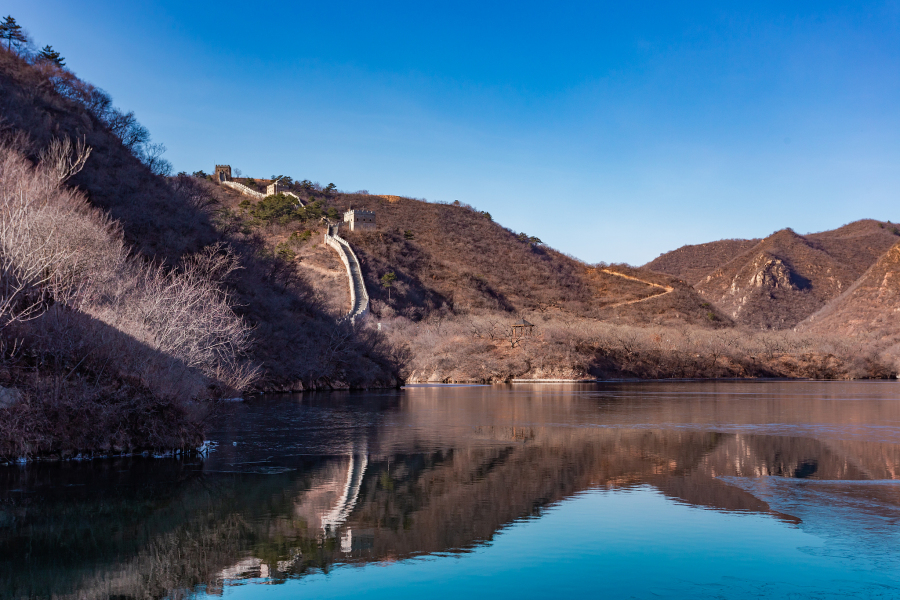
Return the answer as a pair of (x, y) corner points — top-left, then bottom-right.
(38, 45), (65, 67)
(0, 16), (27, 52)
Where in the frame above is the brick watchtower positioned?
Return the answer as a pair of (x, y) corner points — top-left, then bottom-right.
(214, 165), (232, 182)
(343, 209), (376, 231)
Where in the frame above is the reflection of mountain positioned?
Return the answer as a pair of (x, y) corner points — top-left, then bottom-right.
(2, 384), (900, 598)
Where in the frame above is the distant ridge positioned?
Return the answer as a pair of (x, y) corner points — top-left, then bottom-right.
(645, 220), (900, 329)
(801, 240), (900, 338)
(644, 238), (760, 285)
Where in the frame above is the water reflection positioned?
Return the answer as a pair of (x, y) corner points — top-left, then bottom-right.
(2, 382), (900, 598)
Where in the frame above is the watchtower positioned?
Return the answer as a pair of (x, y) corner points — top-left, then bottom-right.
(214, 165), (232, 182)
(266, 181), (289, 196)
(343, 209), (376, 232)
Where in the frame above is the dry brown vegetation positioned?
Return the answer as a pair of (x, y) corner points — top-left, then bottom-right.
(222, 186), (900, 384)
(227, 190), (896, 383)
(0, 138), (260, 459)
(645, 220), (900, 330)
(0, 43), (399, 391)
(802, 240), (900, 344)
(0, 43), (401, 458)
(382, 312), (895, 383)
(313, 195), (727, 327)
(644, 238), (761, 285)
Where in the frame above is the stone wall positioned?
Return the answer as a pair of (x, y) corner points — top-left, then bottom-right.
(221, 180), (266, 199)
(324, 225), (370, 325)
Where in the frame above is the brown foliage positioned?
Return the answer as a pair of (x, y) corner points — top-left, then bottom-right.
(646, 221), (900, 330)
(385, 310), (895, 383)
(0, 44), (401, 399)
(644, 238), (760, 285)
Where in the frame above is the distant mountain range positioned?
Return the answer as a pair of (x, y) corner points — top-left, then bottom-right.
(645, 219), (900, 330)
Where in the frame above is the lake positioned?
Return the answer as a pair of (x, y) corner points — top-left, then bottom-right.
(3, 381), (900, 599)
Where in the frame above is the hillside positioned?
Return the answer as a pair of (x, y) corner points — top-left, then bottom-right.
(646, 221), (900, 329)
(0, 42), (404, 459)
(0, 47), (399, 391)
(304, 194), (729, 326)
(644, 238), (760, 285)
(203, 181), (734, 326)
(805, 219), (900, 277)
(802, 240), (900, 340)
(209, 183), (900, 382)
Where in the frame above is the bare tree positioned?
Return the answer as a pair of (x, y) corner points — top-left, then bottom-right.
(105, 110), (150, 151)
(38, 136), (91, 185)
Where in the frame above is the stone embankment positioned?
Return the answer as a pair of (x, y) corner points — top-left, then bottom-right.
(324, 224), (369, 324)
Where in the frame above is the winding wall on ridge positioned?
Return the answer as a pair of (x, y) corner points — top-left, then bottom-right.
(222, 180), (305, 205)
(324, 224), (369, 325)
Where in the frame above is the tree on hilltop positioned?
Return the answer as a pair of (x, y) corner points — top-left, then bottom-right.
(38, 45), (65, 67)
(0, 16), (27, 53)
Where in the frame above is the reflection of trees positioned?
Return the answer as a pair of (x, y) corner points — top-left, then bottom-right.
(2, 386), (900, 598)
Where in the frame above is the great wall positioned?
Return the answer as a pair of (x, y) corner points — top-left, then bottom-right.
(324, 223), (370, 324)
(214, 165), (369, 325)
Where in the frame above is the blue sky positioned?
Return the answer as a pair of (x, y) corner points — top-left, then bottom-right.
(11, 1), (900, 264)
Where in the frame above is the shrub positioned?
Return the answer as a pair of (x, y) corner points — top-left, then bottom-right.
(248, 193), (303, 226)
(0, 139), (259, 457)
(275, 242), (295, 261)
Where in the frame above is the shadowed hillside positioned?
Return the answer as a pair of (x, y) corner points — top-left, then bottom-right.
(0, 46), (399, 397)
(0, 37), (406, 458)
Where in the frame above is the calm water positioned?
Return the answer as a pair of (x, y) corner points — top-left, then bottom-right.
(3, 381), (900, 599)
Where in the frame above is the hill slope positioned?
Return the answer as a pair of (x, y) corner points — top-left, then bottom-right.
(0, 48), (399, 394)
(646, 221), (900, 329)
(306, 195), (730, 327)
(802, 240), (900, 339)
(644, 238), (760, 285)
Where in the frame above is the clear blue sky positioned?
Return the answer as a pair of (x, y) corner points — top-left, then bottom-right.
(10, 1), (900, 264)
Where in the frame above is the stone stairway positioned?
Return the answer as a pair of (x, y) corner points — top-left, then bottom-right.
(324, 224), (369, 325)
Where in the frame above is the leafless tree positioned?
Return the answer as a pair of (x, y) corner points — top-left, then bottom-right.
(38, 136), (91, 185)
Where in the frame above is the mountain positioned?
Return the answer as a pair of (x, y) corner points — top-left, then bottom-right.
(0, 42), (403, 458)
(287, 193), (731, 327)
(802, 240), (900, 339)
(644, 238), (760, 285)
(0, 46), (399, 393)
(646, 221), (900, 329)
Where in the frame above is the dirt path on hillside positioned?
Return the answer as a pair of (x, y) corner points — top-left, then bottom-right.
(600, 269), (674, 308)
